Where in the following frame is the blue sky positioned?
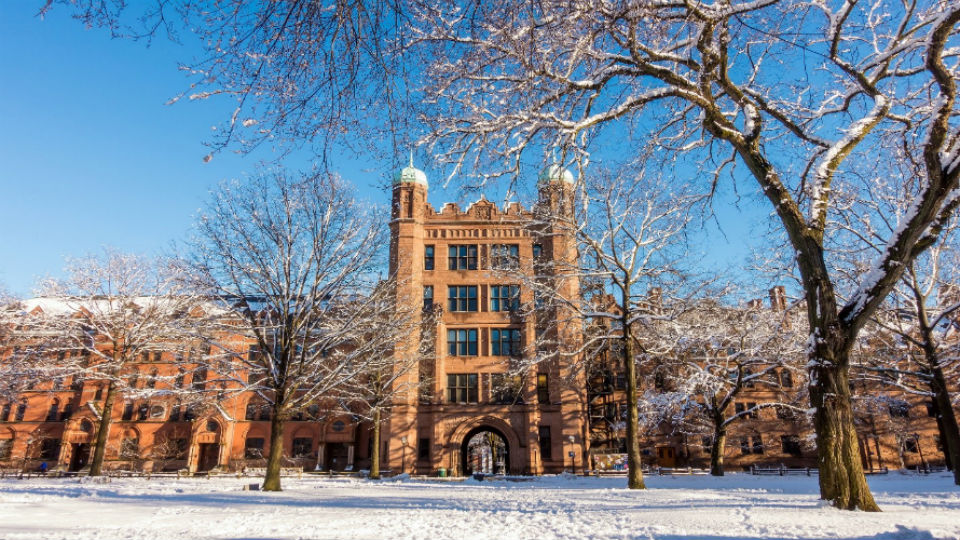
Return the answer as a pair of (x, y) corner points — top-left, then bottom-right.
(0, 3), (768, 297)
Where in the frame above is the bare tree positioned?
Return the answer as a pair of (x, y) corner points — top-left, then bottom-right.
(190, 168), (387, 491)
(665, 295), (808, 475)
(413, 0), (960, 510)
(19, 250), (200, 476)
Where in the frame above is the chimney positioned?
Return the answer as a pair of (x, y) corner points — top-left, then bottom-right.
(769, 286), (786, 311)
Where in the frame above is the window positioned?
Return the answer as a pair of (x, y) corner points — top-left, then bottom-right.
(490, 244), (519, 268)
(149, 405), (165, 419)
(490, 285), (520, 312)
(418, 437), (430, 460)
(183, 405), (197, 421)
(739, 437), (750, 455)
(173, 438), (188, 459)
(747, 403), (758, 419)
(532, 244), (543, 259)
(448, 245), (478, 270)
(122, 402), (134, 421)
(174, 370), (185, 389)
(447, 329), (478, 356)
(447, 374), (478, 403)
(447, 286), (478, 312)
(424, 245), (435, 270)
(119, 437), (139, 460)
(46, 400), (60, 422)
(888, 401), (910, 418)
(169, 404), (182, 422)
(491, 328), (522, 356)
(743, 368), (755, 388)
(292, 438), (313, 458)
(40, 439), (61, 460)
(537, 374), (549, 404)
(776, 406), (796, 420)
(146, 370), (158, 389)
(245, 437), (265, 459)
(245, 402), (258, 421)
(423, 286), (434, 310)
(701, 436), (714, 453)
(137, 403), (149, 421)
(752, 436), (764, 454)
(780, 369), (793, 389)
(0, 403), (10, 422)
(15, 401), (26, 422)
(926, 401), (937, 418)
(736, 402), (758, 419)
(0, 439), (12, 459)
(192, 367), (207, 390)
(94, 387), (103, 400)
(61, 403), (73, 421)
(904, 437), (919, 453)
(538, 426), (552, 460)
(491, 374), (523, 404)
(781, 435), (802, 457)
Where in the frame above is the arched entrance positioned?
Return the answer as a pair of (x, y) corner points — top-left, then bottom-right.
(461, 426), (509, 476)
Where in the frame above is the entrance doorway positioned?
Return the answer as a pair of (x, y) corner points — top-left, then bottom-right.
(69, 444), (90, 472)
(461, 427), (509, 476)
(196, 443), (219, 472)
(326, 443), (349, 471)
(656, 446), (677, 467)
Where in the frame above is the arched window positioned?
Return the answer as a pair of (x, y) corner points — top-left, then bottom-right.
(121, 402), (134, 421)
(0, 403), (10, 422)
(120, 435), (139, 460)
(93, 386), (103, 401)
(60, 403), (73, 421)
(174, 369), (185, 389)
(80, 419), (94, 434)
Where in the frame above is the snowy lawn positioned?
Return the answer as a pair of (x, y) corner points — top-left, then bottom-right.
(0, 473), (957, 540)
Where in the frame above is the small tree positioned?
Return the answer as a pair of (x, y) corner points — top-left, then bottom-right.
(191, 168), (387, 491)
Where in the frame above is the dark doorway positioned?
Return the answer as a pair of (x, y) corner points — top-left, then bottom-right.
(461, 427), (509, 476)
(197, 443), (219, 472)
(325, 443), (349, 471)
(68, 443), (90, 472)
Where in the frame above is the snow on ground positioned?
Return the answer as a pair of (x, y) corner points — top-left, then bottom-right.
(0, 473), (958, 540)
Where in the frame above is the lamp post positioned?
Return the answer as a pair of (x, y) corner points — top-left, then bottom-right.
(400, 436), (408, 475)
(567, 435), (576, 474)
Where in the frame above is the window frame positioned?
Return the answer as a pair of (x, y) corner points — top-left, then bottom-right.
(447, 285), (478, 312)
(447, 329), (478, 356)
(491, 328), (522, 356)
(490, 285), (520, 312)
(448, 245), (478, 270)
(446, 373), (479, 403)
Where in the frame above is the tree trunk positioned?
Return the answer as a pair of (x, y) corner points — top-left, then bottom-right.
(621, 305), (646, 489)
(929, 364), (960, 485)
(369, 408), (381, 480)
(88, 380), (117, 477)
(710, 427), (727, 477)
(262, 408), (286, 491)
(809, 345), (880, 511)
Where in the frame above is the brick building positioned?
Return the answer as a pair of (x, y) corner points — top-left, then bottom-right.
(0, 161), (954, 475)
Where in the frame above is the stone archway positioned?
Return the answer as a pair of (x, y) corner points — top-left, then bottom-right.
(461, 426), (509, 476)
(449, 417), (523, 476)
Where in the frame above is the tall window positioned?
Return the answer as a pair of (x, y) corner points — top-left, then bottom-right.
(15, 400), (26, 422)
(292, 438), (313, 458)
(490, 244), (520, 268)
(122, 402), (134, 421)
(418, 438), (430, 460)
(192, 367), (207, 390)
(490, 285), (520, 312)
(491, 374), (523, 404)
(538, 426), (552, 460)
(532, 243), (543, 259)
(424, 245), (435, 270)
(491, 329), (522, 356)
(46, 399), (60, 422)
(423, 285), (434, 310)
(780, 369), (793, 388)
(447, 373), (478, 403)
(447, 329), (478, 356)
(537, 373), (549, 404)
(0, 403), (10, 422)
(781, 435), (802, 456)
(447, 286), (478, 312)
(448, 245), (478, 270)
(245, 437), (265, 459)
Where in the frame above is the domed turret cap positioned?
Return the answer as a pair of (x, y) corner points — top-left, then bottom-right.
(538, 163), (575, 185)
(394, 152), (428, 187)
